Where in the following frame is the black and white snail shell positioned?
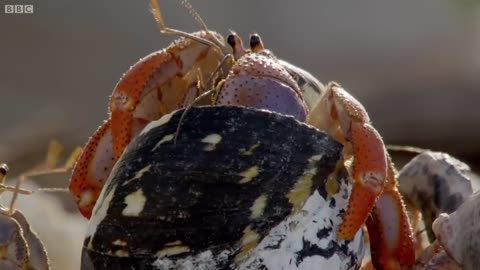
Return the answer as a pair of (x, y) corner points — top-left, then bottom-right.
(81, 106), (364, 270)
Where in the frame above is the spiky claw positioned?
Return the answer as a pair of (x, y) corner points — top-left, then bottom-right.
(69, 120), (115, 218)
(337, 122), (387, 239)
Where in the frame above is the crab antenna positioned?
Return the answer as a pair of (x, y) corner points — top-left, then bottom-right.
(150, 0), (227, 55)
(178, 0), (227, 54)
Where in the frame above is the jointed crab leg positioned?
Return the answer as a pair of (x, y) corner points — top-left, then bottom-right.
(308, 82), (414, 269)
(367, 160), (415, 269)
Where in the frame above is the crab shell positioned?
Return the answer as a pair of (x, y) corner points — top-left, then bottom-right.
(81, 106), (364, 270)
(397, 151), (473, 242)
(397, 151), (477, 269)
(431, 191), (480, 270)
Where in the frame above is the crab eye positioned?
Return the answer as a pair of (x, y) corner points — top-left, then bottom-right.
(227, 34), (236, 48)
(0, 163), (9, 177)
(227, 33), (247, 60)
(249, 34), (263, 51)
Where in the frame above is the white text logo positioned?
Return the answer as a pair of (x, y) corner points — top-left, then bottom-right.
(5, 5), (34, 14)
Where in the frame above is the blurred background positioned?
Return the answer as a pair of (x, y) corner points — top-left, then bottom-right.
(0, 0), (479, 269)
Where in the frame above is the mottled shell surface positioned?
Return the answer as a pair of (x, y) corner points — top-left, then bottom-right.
(82, 106), (363, 270)
(432, 191), (480, 270)
(398, 151), (473, 241)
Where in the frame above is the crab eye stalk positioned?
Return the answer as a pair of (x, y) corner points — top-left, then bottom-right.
(227, 34), (236, 47)
(227, 32), (246, 60)
(0, 163), (8, 179)
(250, 33), (264, 52)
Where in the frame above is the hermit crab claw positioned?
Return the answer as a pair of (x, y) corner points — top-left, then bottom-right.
(308, 82), (415, 269)
(308, 83), (386, 237)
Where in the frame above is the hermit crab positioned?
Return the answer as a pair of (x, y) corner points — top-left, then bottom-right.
(0, 163), (50, 270)
(71, 1), (415, 269)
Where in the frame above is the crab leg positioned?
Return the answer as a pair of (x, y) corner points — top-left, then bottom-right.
(366, 160), (415, 269)
(308, 82), (414, 269)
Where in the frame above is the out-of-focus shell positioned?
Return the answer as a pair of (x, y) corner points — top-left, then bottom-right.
(431, 191), (480, 270)
(0, 210), (50, 270)
(397, 151), (473, 241)
(82, 106), (364, 270)
(414, 241), (462, 270)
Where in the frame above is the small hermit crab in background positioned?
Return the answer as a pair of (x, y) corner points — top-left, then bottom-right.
(0, 163), (50, 270)
(71, 1), (415, 269)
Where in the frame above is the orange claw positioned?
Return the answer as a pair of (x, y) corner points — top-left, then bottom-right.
(69, 120), (115, 219)
(337, 122), (387, 239)
(70, 117), (150, 218)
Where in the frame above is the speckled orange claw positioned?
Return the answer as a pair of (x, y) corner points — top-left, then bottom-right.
(69, 120), (115, 219)
(337, 122), (387, 239)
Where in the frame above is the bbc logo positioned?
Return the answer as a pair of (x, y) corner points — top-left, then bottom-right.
(5, 5), (34, 14)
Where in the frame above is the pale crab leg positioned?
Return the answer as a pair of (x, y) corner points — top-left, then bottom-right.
(308, 82), (414, 268)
